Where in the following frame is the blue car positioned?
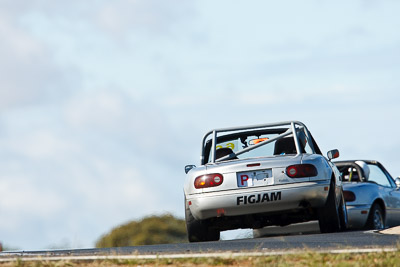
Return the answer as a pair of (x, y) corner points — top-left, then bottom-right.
(335, 160), (400, 230)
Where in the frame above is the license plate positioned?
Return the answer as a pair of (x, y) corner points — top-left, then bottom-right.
(237, 169), (273, 187)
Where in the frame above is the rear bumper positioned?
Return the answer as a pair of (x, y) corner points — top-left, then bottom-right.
(187, 181), (330, 220)
(346, 204), (370, 229)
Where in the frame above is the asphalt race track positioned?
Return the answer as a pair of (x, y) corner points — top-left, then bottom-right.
(1, 230), (399, 260)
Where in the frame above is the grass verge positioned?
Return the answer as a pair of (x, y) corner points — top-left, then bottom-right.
(1, 249), (400, 266)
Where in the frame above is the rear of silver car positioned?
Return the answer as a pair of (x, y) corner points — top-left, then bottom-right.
(185, 155), (331, 220)
(184, 121), (346, 242)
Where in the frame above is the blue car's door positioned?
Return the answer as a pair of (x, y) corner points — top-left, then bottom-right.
(386, 187), (400, 226)
(367, 163), (400, 227)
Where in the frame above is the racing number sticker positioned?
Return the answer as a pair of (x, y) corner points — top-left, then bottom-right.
(216, 142), (235, 150)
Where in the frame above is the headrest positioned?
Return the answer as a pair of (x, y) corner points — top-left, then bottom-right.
(274, 137), (297, 155)
(216, 147), (237, 160)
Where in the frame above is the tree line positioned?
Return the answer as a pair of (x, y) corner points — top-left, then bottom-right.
(96, 214), (187, 247)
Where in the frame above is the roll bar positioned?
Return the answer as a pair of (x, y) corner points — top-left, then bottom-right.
(200, 121), (315, 165)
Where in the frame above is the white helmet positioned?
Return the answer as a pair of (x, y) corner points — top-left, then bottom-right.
(355, 160), (370, 179)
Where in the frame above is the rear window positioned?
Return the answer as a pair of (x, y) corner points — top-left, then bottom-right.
(212, 133), (280, 163)
(204, 132), (305, 164)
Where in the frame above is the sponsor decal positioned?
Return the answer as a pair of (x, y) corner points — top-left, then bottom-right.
(237, 192), (281, 205)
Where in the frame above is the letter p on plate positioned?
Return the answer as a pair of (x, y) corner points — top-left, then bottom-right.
(240, 174), (249, 186)
(237, 172), (253, 187)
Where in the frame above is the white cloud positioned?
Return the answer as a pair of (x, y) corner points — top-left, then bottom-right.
(0, 3), (78, 110)
(7, 130), (80, 160)
(94, 0), (194, 37)
(0, 176), (67, 229)
(65, 89), (127, 129)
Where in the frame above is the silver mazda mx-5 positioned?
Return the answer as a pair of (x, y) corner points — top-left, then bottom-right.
(184, 121), (348, 242)
(335, 160), (400, 230)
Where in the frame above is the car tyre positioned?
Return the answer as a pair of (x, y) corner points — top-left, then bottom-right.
(338, 192), (348, 231)
(318, 178), (341, 233)
(185, 197), (220, 242)
(365, 203), (385, 230)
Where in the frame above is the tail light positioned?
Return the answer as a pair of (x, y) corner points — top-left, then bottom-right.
(343, 190), (356, 202)
(286, 164), (318, 178)
(194, 173), (223, 189)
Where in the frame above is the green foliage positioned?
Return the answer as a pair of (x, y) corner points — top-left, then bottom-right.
(95, 214), (187, 248)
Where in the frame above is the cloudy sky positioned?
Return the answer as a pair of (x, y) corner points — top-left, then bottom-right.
(0, 0), (399, 250)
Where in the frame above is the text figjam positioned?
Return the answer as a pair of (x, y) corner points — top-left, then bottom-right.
(237, 192), (282, 205)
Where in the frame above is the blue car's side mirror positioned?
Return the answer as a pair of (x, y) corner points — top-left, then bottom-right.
(395, 177), (400, 188)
